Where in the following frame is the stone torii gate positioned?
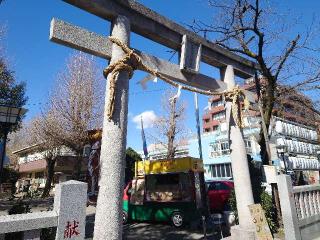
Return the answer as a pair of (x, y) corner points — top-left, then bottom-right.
(50, 1), (258, 239)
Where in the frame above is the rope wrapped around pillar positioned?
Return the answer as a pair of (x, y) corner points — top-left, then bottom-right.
(103, 37), (250, 127)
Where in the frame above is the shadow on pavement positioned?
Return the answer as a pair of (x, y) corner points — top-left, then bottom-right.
(123, 222), (215, 240)
(85, 213), (221, 240)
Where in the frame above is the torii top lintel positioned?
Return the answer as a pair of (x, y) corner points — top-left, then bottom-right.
(63, 0), (257, 78)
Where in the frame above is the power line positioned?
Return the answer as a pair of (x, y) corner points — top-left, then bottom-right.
(129, 88), (169, 95)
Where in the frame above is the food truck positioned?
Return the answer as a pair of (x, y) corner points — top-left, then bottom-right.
(122, 157), (206, 227)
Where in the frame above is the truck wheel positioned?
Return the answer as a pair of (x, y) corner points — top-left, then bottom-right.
(171, 212), (184, 227)
(123, 210), (128, 224)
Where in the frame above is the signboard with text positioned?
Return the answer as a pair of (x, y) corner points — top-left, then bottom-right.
(136, 157), (204, 176)
(248, 204), (273, 240)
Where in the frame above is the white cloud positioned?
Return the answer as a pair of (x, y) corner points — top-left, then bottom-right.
(132, 111), (157, 129)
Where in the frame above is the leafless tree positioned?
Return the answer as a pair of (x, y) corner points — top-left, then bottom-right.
(7, 121), (34, 168)
(189, 0), (320, 163)
(28, 116), (62, 198)
(7, 117), (61, 197)
(150, 90), (188, 159)
(40, 52), (104, 180)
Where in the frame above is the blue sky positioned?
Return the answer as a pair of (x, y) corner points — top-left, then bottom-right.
(0, 1), (319, 151)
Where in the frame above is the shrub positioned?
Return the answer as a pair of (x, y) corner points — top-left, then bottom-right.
(260, 191), (277, 234)
(228, 189), (277, 234)
(228, 155), (278, 234)
(8, 199), (31, 215)
(228, 189), (238, 224)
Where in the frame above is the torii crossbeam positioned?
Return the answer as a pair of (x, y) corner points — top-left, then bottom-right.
(50, 1), (257, 239)
(62, 0), (257, 78)
(50, 19), (226, 92)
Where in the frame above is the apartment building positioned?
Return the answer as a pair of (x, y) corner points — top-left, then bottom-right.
(12, 129), (102, 190)
(13, 144), (87, 189)
(200, 78), (320, 181)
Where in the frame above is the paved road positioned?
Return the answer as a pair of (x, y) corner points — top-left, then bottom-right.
(85, 220), (220, 240)
(123, 222), (218, 240)
(85, 207), (223, 240)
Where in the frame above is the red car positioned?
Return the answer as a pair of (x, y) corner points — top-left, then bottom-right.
(206, 180), (234, 213)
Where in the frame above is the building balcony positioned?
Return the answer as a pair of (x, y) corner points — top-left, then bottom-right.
(203, 120), (221, 132)
(203, 105), (225, 117)
(211, 105), (225, 114)
(209, 95), (222, 103)
(203, 112), (211, 121)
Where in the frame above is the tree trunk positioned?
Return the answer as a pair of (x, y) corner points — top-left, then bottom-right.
(257, 80), (283, 230)
(259, 130), (269, 165)
(42, 158), (56, 198)
(167, 98), (177, 159)
(259, 82), (276, 165)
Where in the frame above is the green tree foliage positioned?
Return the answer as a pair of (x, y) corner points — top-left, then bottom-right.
(125, 147), (141, 184)
(0, 58), (27, 137)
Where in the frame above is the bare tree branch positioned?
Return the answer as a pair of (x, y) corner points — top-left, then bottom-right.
(188, 0), (320, 164)
(38, 52), (104, 179)
(150, 90), (189, 159)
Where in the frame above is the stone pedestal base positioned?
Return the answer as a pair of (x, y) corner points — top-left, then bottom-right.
(222, 225), (257, 240)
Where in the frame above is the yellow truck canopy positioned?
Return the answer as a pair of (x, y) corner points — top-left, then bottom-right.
(135, 157), (204, 176)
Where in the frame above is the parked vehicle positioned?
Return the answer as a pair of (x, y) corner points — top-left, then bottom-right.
(122, 157), (206, 227)
(206, 180), (234, 213)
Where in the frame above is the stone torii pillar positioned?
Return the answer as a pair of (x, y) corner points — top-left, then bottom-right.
(223, 65), (256, 239)
(93, 16), (130, 240)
